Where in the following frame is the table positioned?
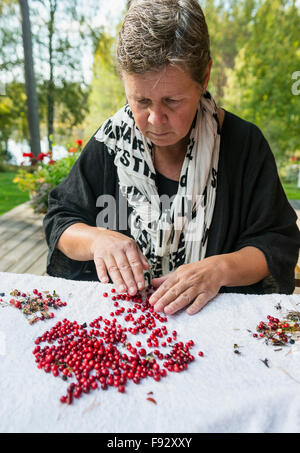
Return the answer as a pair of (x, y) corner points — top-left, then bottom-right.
(0, 271), (300, 433)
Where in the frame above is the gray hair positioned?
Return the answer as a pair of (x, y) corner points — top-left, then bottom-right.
(117, 0), (211, 85)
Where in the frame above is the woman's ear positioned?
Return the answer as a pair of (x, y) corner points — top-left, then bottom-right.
(202, 59), (213, 92)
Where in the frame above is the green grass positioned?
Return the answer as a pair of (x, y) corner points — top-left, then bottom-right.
(282, 182), (300, 200)
(0, 171), (30, 216)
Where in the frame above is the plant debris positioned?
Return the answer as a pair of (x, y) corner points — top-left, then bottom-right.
(233, 344), (241, 354)
(252, 310), (300, 347)
(1, 288), (67, 324)
(260, 358), (270, 368)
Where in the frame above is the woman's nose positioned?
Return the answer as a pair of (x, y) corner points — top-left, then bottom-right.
(148, 106), (168, 126)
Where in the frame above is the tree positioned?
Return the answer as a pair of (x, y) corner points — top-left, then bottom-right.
(0, 0), (23, 75)
(0, 0), (100, 150)
(19, 0), (41, 157)
(203, 0), (258, 104)
(223, 0), (300, 158)
(30, 0), (98, 149)
(0, 81), (28, 162)
(82, 29), (125, 140)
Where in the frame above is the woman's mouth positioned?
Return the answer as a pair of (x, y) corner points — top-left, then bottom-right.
(149, 131), (170, 137)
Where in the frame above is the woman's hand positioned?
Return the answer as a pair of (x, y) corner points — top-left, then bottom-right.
(91, 228), (149, 295)
(148, 247), (270, 315)
(149, 256), (226, 315)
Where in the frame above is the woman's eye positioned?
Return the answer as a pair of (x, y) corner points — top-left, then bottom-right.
(137, 99), (149, 105)
(165, 98), (180, 104)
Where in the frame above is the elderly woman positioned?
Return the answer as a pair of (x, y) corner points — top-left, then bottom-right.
(44, 0), (300, 315)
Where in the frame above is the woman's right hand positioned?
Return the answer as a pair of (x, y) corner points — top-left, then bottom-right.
(90, 228), (149, 295)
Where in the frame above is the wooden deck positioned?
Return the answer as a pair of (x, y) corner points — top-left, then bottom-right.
(0, 201), (299, 293)
(0, 202), (48, 276)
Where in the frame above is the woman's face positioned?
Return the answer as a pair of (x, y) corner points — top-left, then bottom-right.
(122, 65), (208, 149)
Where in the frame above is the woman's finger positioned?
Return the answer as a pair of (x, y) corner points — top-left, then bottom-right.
(150, 275), (169, 289)
(186, 291), (214, 315)
(114, 250), (141, 295)
(94, 256), (109, 283)
(163, 289), (193, 315)
(104, 254), (128, 293)
(151, 282), (187, 312)
(126, 246), (148, 291)
(137, 247), (150, 270)
(148, 274), (175, 305)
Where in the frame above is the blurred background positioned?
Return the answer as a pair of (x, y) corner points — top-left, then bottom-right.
(0, 0), (299, 216)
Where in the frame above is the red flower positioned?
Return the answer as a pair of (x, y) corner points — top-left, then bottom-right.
(48, 159), (56, 165)
(75, 139), (83, 146)
(23, 152), (34, 158)
(68, 147), (77, 153)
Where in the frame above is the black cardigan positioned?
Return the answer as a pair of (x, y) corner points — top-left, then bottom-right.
(43, 109), (300, 294)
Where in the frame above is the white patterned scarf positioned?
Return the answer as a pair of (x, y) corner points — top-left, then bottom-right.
(94, 91), (221, 285)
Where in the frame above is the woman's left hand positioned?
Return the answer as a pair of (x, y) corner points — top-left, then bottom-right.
(149, 256), (226, 315)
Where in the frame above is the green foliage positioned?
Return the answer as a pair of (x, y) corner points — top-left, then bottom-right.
(0, 0), (101, 149)
(279, 150), (300, 184)
(82, 30), (125, 139)
(204, 0), (257, 104)
(280, 164), (299, 184)
(0, 81), (28, 160)
(0, 1), (21, 73)
(37, 79), (89, 139)
(223, 0), (300, 157)
(14, 142), (82, 213)
(0, 161), (9, 172)
(281, 182), (300, 200)
(1, 0), (299, 165)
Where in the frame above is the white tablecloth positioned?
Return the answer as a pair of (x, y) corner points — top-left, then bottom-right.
(0, 271), (300, 433)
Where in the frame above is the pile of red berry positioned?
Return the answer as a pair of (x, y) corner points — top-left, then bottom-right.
(32, 288), (204, 404)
